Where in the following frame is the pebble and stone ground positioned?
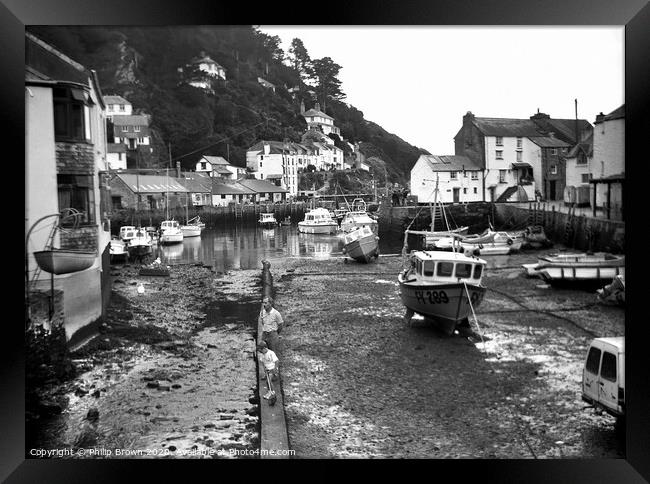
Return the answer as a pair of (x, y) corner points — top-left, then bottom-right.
(269, 250), (624, 459)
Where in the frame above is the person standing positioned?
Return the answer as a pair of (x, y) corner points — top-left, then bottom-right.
(258, 296), (283, 352)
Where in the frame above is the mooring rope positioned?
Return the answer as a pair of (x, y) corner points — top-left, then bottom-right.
(463, 281), (538, 459)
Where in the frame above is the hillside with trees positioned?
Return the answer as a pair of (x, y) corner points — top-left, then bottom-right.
(27, 25), (429, 186)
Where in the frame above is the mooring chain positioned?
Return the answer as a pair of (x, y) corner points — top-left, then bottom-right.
(463, 282), (539, 459)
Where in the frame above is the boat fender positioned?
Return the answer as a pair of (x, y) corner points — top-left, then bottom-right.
(507, 238), (513, 245)
(473, 248), (480, 256)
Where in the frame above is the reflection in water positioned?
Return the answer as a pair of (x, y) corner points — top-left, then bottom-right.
(154, 225), (359, 272)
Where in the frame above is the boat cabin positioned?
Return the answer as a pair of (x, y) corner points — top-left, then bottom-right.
(259, 213), (276, 223)
(343, 225), (374, 245)
(161, 220), (180, 230)
(120, 226), (137, 241)
(303, 208), (335, 223)
(405, 251), (486, 285)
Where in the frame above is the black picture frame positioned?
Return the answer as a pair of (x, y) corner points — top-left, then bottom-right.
(7, 0), (649, 481)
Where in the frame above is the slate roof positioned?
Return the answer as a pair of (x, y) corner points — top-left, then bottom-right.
(600, 105), (625, 122)
(418, 155), (482, 172)
(302, 108), (334, 120)
(116, 174), (189, 193)
(177, 177), (212, 193)
(201, 155), (230, 165)
(214, 166), (233, 175)
(238, 178), (288, 193)
(104, 95), (130, 105)
(112, 115), (150, 126)
(528, 136), (571, 148)
(212, 182), (256, 195)
(472, 118), (543, 137)
(25, 32), (89, 86)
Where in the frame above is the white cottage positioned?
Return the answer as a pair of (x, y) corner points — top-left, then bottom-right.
(410, 155), (483, 204)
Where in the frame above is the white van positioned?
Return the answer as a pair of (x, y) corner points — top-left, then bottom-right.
(582, 337), (625, 419)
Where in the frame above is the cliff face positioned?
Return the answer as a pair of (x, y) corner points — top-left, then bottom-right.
(26, 26), (427, 184)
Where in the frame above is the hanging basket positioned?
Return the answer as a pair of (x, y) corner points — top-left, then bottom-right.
(33, 249), (96, 275)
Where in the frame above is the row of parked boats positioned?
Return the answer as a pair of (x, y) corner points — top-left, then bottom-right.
(258, 199), (382, 264)
(109, 216), (205, 262)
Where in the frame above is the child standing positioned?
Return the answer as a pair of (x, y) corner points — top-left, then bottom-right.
(257, 341), (279, 399)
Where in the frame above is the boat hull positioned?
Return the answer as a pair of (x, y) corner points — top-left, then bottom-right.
(398, 276), (486, 334)
(110, 240), (128, 261)
(343, 234), (379, 263)
(33, 249), (96, 274)
(160, 233), (184, 244)
(538, 265), (625, 282)
(180, 225), (202, 237)
(298, 222), (338, 234)
(127, 244), (153, 258)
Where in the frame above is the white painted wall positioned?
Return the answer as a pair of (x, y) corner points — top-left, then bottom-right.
(107, 152), (126, 170)
(106, 103), (132, 116)
(593, 117), (624, 178)
(410, 158), (483, 204)
(483, 136), (538, 200)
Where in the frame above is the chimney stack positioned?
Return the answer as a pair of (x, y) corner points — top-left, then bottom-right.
(176, 161), (181, 178)
(300, 99), (305, 114)
(315, 102), (321, 112)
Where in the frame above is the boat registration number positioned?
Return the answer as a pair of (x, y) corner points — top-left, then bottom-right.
(414, 290), (482, 305)
(415, 290), (449, 304)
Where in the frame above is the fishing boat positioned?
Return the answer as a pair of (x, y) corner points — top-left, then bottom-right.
(258, 213), (277, 228)
(109, 237), (128, 262)
(127, 228), (154, 261)
(339, 199), (379, 234)
(342, 225), (380, 263)
(180, 216), (203, 238)
(528, 252), (625, 283)
(33, 248), (96, 275)
(298, 208), (339, 234)
(119, 225), (137, 243)
(435, 230), (522, 255)
(398, 250), (488, 335)
(597, 275), (625, 305)
(159, 220), (184, 244)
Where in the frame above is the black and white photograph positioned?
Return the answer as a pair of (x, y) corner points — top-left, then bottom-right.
(8, 0), (650, 479)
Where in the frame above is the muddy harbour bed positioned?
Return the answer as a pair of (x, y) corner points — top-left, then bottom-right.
(27, 249), (624, 459)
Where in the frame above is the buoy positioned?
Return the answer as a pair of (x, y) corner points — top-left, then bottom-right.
(137, 283), (145, 294)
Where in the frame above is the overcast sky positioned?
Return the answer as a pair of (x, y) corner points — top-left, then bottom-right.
(261, 26), (624, 155)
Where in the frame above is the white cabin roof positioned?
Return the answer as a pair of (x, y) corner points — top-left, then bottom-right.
(411, 250), (486, 265)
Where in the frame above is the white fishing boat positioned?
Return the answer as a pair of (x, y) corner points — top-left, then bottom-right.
(159, 220), (184, 244)
(110, 237), (128, 262)
(258, 213), (277, 228)
(119, 225), (137, 243)
(434, 230), (522, 255)
(342, 225), (380, 263)
(398, 250), (487, 335)
(528, 252), (625, 283)
(180, 215), (203, 238)
(127, 227), (153, 261)
(339, 199), (378, 234)
(298, 208), (339, 234)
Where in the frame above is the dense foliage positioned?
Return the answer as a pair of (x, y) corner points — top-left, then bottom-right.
(28, 25), (428, 183)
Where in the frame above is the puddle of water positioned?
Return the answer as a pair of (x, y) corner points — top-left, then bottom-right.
(206, 298), (260, 329)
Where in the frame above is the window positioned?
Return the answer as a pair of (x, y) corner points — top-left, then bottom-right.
(471, 172), (478, 180)
(450, 171), (457, 180)
(260, 155), (264, 160)
(496, 136), (503, 146)
(108, 104), (114, 111)
(496, 150), (503, 159)
(423, 260), (435, 277)
(581, 173), (591, 183)
(473, 265), (483, 279)
(437, 262), (453, 277)
(563, 148), (568, 154)
(516, 137), (522, 148)
(119, 104), (125, 111)
(53, 87), (88, 141)
(455, 263), (472, 278)
(550, 165), (558, 175)
(260, 162), (263, 168)
(499, 170), (507, 183)
(586, 347), (601, 374)
(221, 195), (226, 199)
(134, 126), (141, 132)
(111, 196), (122, 209)
(551, 148), (557, 155)
(600, 352), (617, 382)
(57, 175), (95, 225)
(473, 187), (478, 194)
(463, 188), (467, 194)
(516, 151), (522, 162)
(201, 162), (207, 170)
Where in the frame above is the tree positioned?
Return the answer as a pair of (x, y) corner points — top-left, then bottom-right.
(311, 56), (345, 111)
(288, 38), (312, 83)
